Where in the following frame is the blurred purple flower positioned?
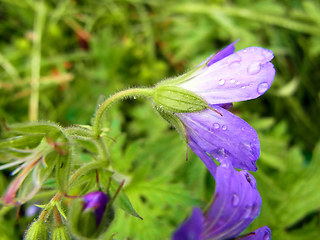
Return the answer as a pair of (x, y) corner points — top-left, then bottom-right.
(176, 41), (275, 175)
(172, 160), (271, 240)
(83, 191), (110, 226)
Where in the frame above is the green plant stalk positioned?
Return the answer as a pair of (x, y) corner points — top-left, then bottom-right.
(92, 88), (153, 137)
(29, 1), (46, 121)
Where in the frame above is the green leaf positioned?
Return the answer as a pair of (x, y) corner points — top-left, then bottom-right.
(110, 180), (142, 219)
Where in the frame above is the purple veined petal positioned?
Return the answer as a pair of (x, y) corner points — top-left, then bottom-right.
(83, 191), (110, 226)
(202, 162), (262, 240)
(206, 40), (238, 67)
(177, 106), (260, 171)
(179, 46), (275, 105)
(172, 207), (204, 240)
(239, 226), (271, 240)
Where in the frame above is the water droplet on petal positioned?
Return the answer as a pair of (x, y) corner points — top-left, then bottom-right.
(232, 194), (240, 206)
(230, 79), (236, 84)
(222, 125), (227, 130)
(213, 123), (220, 129)
(247, 62), (261, 75)
(229, 61), (241, 69)
(243, 206), (252, 218)
(264, 231), (271, 240)
(219, 79), (226, 86)
(257, 82), (269, 94)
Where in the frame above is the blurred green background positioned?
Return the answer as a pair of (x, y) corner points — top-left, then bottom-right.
(1, 0), (320, 239)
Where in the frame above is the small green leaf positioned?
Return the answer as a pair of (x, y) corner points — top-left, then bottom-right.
(110, 181), (142, 219)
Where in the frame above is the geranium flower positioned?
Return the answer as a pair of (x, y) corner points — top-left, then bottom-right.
(154, 41), (275, 176)
(172, 160), (271, 240)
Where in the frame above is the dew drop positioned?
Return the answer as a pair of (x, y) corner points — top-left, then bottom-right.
(264, 231), (271, 240)
(230, 79), (236, 84)
(213, 123), (220, 129)
(232, 194), (240, 206)
(257, 82), (269, 94)
(133, 96), (136, 99)
(243, 206), (252, 218)
(219, 79), (226, 86)
(247, 62), (261, 75)
(222, 125), (227, 130)
(229, 61), (241, 69)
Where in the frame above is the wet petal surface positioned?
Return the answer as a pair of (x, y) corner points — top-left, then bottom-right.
(202, 162), (262, 240)
(177, 107), (260, 171)
(179, 47), (275, 104)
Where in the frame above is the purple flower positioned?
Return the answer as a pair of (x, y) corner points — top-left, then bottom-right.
(172, 160), (271, 240)
(83, 191), (110, 226)
(174, 41), (275, 175)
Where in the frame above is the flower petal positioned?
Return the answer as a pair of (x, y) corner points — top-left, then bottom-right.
(206, 41), (237, 67)
(177, 107), (259, 171)
(179, 47), (275, 104)
(240, 226), (271, 240)
(172, 207), (204, 240)
(202, 161), (262, 240)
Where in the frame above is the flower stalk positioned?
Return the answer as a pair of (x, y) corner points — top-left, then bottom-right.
(92, 88), (153, 137)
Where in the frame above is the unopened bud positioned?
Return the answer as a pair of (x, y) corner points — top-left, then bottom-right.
(24, 220), (48, 240)
(68, 191), (114, 239)
(52, 226), (70, 240)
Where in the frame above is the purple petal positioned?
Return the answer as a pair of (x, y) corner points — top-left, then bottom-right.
(172, 207), (204, 240)
(179, 47), (275, 105)
(177, 107), (260, 171)
(202, 162), (262, 240)
(206, 41), (238, 67)
(83, 191), (110, 225)
(239, 226), (271, 240)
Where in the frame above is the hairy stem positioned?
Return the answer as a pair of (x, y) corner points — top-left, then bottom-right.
(92, 88), (153, 137)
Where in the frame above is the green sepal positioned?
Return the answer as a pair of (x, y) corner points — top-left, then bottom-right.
(6, 122), (62, 135)
(157, 110), (187, 142)
(56, 150), (71, 193)
(153, 85), (208, 113)
(24, 220), (48, 240)
(0, 134), (44, 149)
(52, 226), (71, 240)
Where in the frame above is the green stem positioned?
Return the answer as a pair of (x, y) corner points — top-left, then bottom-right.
(29, 1), (46, 121)
(93, 88), (153, 137)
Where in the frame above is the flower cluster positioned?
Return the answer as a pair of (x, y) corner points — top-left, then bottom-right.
(154, 42), (275, 239)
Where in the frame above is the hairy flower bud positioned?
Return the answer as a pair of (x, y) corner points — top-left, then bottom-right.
(68, 191), (114, 239)
(152, 85), (208, 113)
(24, 220), (48, 240)
(52, 226), (70, 240)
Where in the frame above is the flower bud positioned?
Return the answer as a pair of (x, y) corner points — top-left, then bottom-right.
(52, 226), (70, 240)
(152, 85), (208, 113)
(24, 220), (48, 240)
(68, 191), (114, 239)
